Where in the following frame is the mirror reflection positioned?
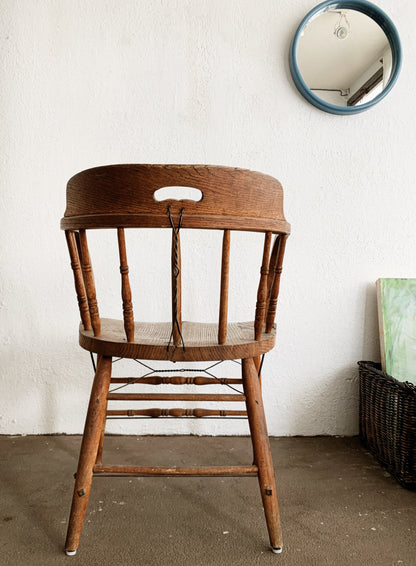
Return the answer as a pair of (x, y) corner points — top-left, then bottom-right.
(297, 9), (391, 107)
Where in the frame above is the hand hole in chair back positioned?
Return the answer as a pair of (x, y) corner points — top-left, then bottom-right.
(153, 186), (203, 202)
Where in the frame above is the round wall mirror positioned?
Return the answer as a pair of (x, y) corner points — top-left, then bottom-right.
(289, 0), (402, 114)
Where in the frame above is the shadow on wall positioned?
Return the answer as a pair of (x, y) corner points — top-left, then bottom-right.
(362, 282), (380, 363)
(286, 365), (359, 436)
(1, 339), (93, 434)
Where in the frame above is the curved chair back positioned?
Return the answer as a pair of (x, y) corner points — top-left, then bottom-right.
(61, 164), (290, 347)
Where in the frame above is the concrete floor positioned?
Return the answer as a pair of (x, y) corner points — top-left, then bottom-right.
(0, 435), (415, 566)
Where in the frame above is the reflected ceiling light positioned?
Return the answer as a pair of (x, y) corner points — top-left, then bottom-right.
(334, 11), (350, 40)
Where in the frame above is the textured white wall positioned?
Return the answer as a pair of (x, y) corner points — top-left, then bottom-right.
(1, 0), (414, 436)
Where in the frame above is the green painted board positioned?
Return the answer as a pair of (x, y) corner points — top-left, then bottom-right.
(376, 278), (416, 385)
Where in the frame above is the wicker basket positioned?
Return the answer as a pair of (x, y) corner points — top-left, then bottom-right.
(358, 361), (416, 489)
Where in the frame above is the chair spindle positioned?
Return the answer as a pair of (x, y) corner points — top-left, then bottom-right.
(266, 235), (280, 299)
(110, 376), (242, 385)
(65, 231), (92, 331)
(265, 234), (287, 333)
(117, 228), (135, 342)
(218, 229), (231, 344)
(107, 408), (247, 418)
(254, 231), (272, 340)
(78, 229), (101, 337)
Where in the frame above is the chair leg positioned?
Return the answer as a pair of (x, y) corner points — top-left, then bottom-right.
(242, 357), (283, 553)
(65, 355), (112, 555)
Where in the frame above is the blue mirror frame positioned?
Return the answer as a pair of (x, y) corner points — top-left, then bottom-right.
(289, 0), (402, 115)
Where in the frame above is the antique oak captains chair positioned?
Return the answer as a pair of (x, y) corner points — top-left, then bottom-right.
(61, 164), (290, 555)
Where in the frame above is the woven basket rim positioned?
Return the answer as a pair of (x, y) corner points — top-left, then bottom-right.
(358, 361), (416, 395)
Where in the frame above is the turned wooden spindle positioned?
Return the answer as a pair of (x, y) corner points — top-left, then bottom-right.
(254, 231), (272, 340)
(218, 229), (231, 344)
(106, 408), (247, 418)
(109, 376), (243, 386)
(265, 234), (287, 333)
(117, 228), (135, 342)
(266, 235), (280, 299)
(65, 231), (91, 331)
(78, 229), (101, 337)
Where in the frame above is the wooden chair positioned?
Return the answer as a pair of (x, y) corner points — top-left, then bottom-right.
(60, 164), (290, 555)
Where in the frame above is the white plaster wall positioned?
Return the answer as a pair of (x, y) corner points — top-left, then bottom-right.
(1, 0), (414, 436)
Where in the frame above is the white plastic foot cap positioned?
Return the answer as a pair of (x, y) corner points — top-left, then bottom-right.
(65, 550), (77, 556)
(272, 547), (283, 554)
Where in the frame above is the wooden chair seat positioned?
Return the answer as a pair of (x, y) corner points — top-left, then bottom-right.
(79, 319), (276, 361)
